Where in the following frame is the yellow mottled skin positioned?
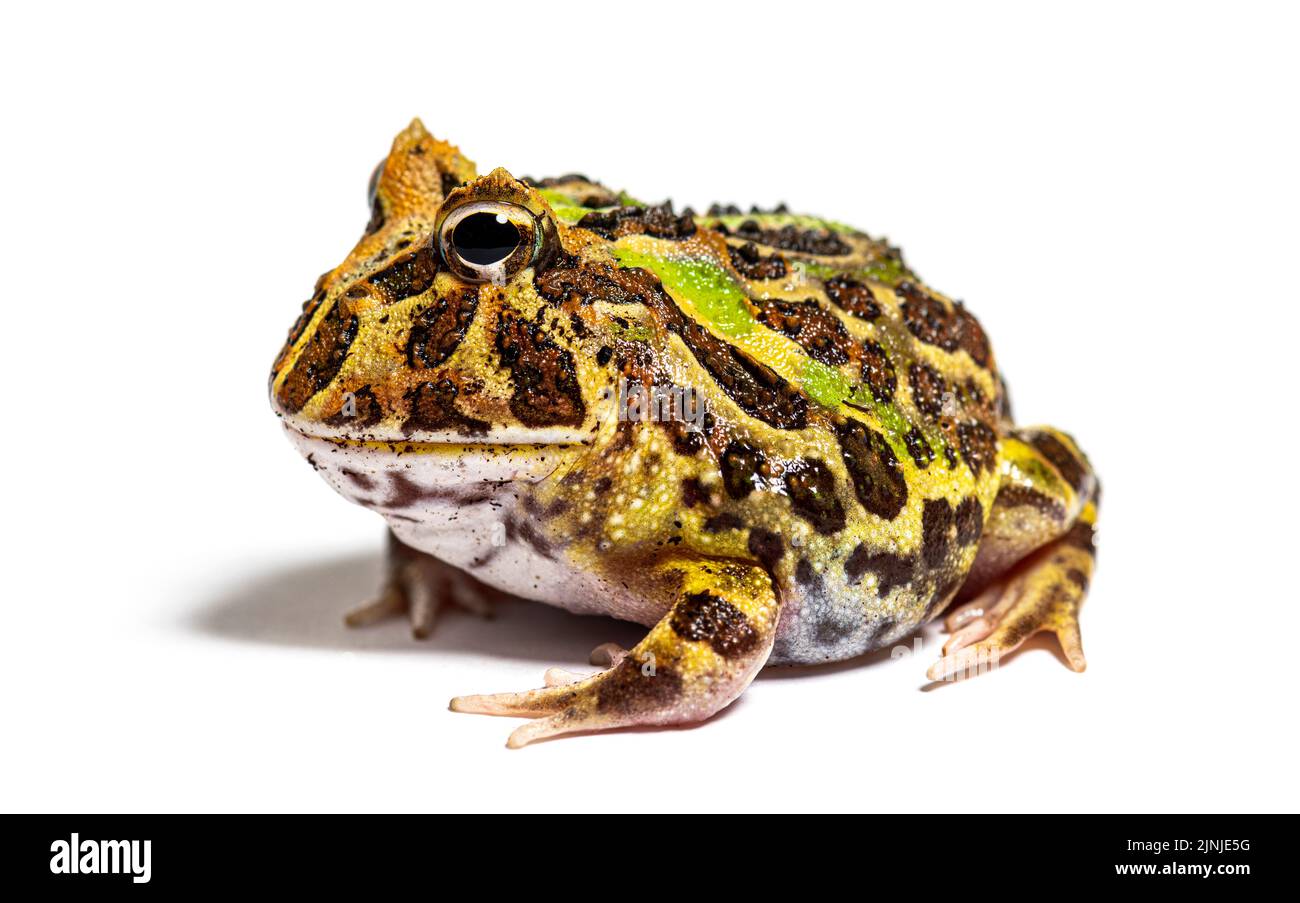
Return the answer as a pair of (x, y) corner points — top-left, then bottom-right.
(270, 120), (1101, 746)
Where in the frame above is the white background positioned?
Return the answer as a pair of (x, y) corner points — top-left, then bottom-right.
(2, 1), (1297, 813)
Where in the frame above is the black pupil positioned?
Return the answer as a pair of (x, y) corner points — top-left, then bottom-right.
(453, 212), (521, 266)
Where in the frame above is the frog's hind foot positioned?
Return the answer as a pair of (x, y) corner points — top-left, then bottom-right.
(928, 501), (1097, 681)
(450, 560), (778, 748)
(345, 531), (498, 639)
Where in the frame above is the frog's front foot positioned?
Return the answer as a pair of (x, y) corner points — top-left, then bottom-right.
(345, 530), (499, 639)
(450, 559), (778, 748)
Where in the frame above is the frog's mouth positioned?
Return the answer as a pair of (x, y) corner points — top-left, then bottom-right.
(275, 411), (593, 448)
(281, 424), (576, 490)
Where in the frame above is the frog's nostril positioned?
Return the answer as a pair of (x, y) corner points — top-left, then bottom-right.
(452, 212), (521, 266)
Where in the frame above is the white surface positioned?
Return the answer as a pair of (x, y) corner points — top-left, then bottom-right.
(2, 1), (1297, 813)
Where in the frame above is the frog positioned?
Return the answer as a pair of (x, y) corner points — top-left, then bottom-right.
(270, 119), (1100, 747)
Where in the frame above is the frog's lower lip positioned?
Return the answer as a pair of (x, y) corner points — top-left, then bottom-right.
(278, 418), (591, 449)
(289, 431), (579, 454)
(283, 426), (569, 486)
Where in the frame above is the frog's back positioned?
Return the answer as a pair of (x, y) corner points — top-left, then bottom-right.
(521, 180), (1008, 664)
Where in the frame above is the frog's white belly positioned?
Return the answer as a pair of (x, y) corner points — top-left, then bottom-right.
(285, 430), (666, 625)
(386, 499), (662, 625)
(285, 429), (922, 666)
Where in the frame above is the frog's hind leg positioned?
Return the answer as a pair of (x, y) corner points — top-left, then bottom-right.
(928, 427), (1099, 681)
(450, 559), (779, 748)
(345, 530), (499, 639)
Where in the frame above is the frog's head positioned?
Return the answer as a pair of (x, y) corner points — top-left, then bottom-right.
(270, 120), (623, 491)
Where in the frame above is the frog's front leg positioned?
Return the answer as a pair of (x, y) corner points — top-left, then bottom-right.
(929, 426), (1099, 680)
(345, 530), (499, 638)
(450, 559), (779, 747)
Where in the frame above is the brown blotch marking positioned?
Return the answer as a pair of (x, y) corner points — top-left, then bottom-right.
(922, 498), (955, 568)
(957, 419), (998, 475)
(703, 512), (745, 532)
(671, 591), (761, 658)
(341, 469), (375, 491)
(795, 557), (818, 587)
(657, 416), (709, 456)
(665, 304), (806, 431)
(904, 425), (934, 469)
(954, 496), (984, 546)
(468, 545), (501, 569)
(273, 274), (329, 374)
(383, 472), (455, 509)
(753, 298), (855, 367)
(1062, 519), (1097, 555)
(369, 245), (438, 302)
(1002, 584), (1075, 647)
(706, 203), (778, 216)
(577, 202), (696, 240)
(898, 282), (958, 352)
(325, 384), (384, 428)
(681, 477), (706, 508)
(1065, 567), (1090, 590)
(995, 484), (1067, 522)
(1027, 431), (1089, 495)
(860, 339), (897, 403)
(953, 304), (992, 368)
(813, 612), (857, 647)
(728, 241), (788, 280)
(835, 418), (908, 520)
(534, 257), (654, 306)
(783, 458), (846, 534)
(823, 275), (881, 321)
(495, 311), (586, 428)
(845, 545), (915, 595)
(747, 528), (785, 571)
(720, 440), (766, 500)
(908, 362), (948, 422)
(402, 378), (489, 436)
(276, 306), (358, 413)
(717, 219), (850, 256)
(896, 283), (991, 368)
(407, 288), (479, 368)
(524, 173), (597, 188)
(676, 319), (808, 429)
(513, 516), (554, 559)
(595, 659), (683, 715)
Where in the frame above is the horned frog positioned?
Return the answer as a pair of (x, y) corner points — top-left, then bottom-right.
(270, 120), (1100, 747)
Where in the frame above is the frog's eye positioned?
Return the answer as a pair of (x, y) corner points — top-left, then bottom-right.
(438, 201), (541, 284)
